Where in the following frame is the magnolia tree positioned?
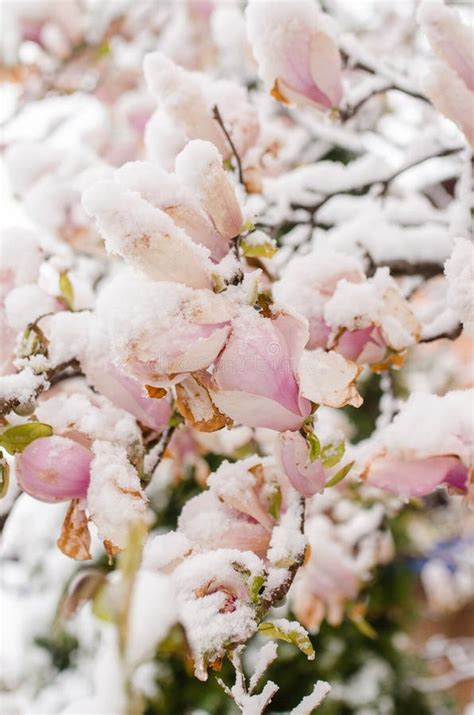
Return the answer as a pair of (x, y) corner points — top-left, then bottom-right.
(0, 0), (473, 713)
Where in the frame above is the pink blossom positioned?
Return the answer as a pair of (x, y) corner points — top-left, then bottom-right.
(418, 0), (474, 92)
(246, 0), (343, 112)
(275, 431), (326, 497)
(335, 326), (387, 364)
(89, 365), (172, 432)
(16, 435), (92, 503)
(178, 491), (271, 558)
(97, 275), (234, 386)
(211, 307), (312, 431)
(418, 0), (474, 146)
(364, 456), (468, 498)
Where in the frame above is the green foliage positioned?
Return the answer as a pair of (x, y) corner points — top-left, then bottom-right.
(35, 631), (79, 672)
(0, 422), (53, 454)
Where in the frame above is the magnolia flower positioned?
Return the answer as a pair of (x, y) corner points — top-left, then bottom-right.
(363, 390), (472, 497)
(246, 0), (343, 111)
(16, 435), (92, 503)
(273, 248), (364, 350)
(292, 493), (393, 629)
(82, 178), (214, 289)
(418, 0), (474, 146)
(325, 268), (421, 368)
(115, 160), (230, 262)
(86, 365), (172, 433)
(77, 317), (173, 433)
(143, 455), (305, 679)
(144, 52), (260, 170)
(418, 0), (474, 92)
(145, 456), (290, 565)
(97, 273), (234, 386)
(211, 306), (362, 431)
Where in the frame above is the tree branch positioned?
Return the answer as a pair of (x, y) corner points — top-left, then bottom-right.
(212, 105), (245, 186)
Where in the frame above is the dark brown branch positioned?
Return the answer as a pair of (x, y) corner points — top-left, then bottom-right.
(341, 51), (429, 105)
(419, 324), (463, 343)
(212, 105), (245, 186)
(141, 421), (179, 487)
(290, 147), (464, 224)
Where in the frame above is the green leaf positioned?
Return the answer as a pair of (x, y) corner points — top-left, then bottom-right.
(59, 271), (74, 311)
(249, 575), (266, 604)
(241, 238), (277, 259)
(325, 460), (354, 488)
(258, 621), (315, 660)
(352, 616), (377, 640)
(0, 452), (9, 499)
(306, 432), (321, 462)
(268, 486), (282, 520)
(321, 440), (345, 468)
(0, 423), (53, 455)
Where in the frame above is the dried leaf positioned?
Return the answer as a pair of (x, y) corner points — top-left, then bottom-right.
(57, 499), (92, 561)
(145, 385), (167, 399)
(175, 373), (232, 432)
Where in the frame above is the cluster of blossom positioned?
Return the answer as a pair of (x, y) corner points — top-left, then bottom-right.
(1, 0), (473, 713)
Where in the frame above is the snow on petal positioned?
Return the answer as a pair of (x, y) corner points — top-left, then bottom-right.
(444, 237), (474, 338)
(175, 140), (243, 241)
(82, 179), (213, 288)
(298, 349), (363, 408)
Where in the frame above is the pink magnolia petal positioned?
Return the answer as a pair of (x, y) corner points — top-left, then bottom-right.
(16, 436), (92, 503)
(94, 366), (172, 432)
(213, 309), (306, 419)
(309, 31), (343, 108)
(276, 431), (326, 497)
(308, 316), (332, 350)
(210, 389), (309, 431)
(335, 326), (386, 364)
(365, 455), (468, 497)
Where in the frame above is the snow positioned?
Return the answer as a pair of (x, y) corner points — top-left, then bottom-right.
(172, 549), (263, 680)
(444, 238), (474, 337)
(82, 179), (214, 289)
(290, 680), (331, 714)
(376, 390), (474, 466)
(36, 390), (140, 446)
(0, 368), (47, 407)
(126, 570), (177, 666)
(4, 284), (58, 332)
(248, 641), (279, 693)
(87, 441), (148, 551)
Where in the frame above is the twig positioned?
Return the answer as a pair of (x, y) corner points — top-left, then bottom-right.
(212, 105), (245, 186)
(341, 51), (429, 104)
(141, 421), (179, 486)
(0, 359), (81, 416)
(290, 147), (464, 223)
(420, 324), (463, 343)
(379, 147), (464, 195)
